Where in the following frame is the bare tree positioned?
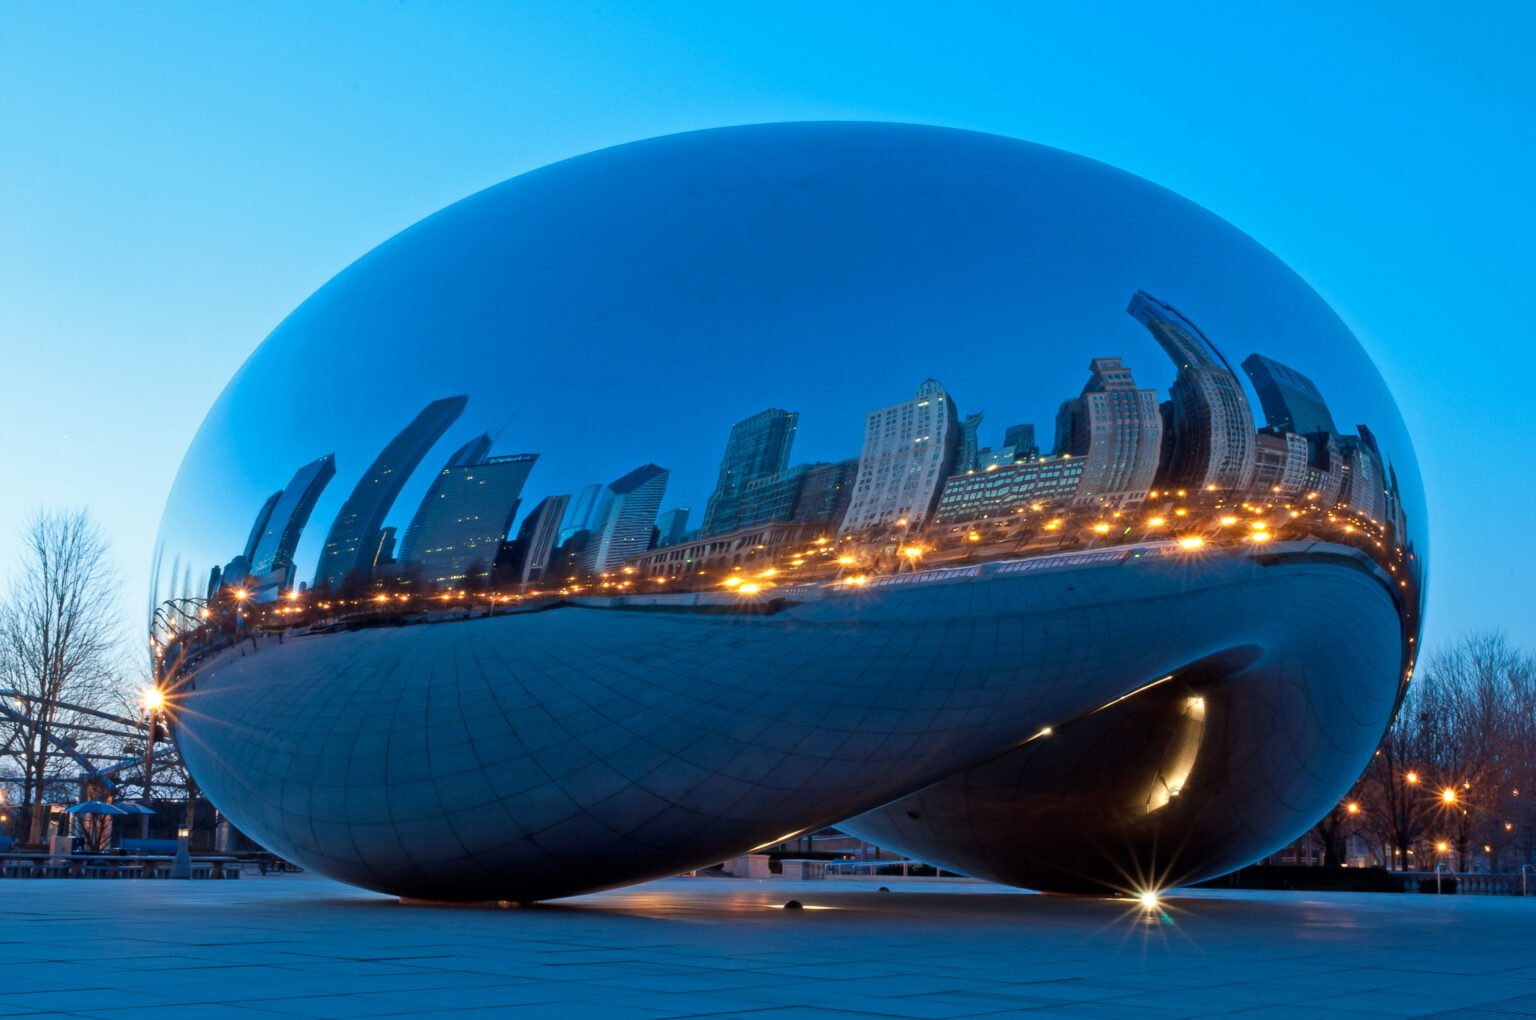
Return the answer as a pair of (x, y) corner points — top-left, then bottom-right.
(0, 509), (125, 844)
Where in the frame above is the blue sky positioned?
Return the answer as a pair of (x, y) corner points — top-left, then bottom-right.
(2, 2), (1532, 653)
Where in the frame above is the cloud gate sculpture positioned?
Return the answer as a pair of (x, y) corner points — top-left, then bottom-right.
(151, 122), (1425, 901)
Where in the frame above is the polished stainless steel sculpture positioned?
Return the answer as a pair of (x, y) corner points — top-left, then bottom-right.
(152, 123), (1425, 901)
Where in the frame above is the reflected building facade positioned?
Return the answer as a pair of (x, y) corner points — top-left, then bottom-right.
(313, 396), (467, 589)
(701, 409), (798, 537)
(398, 439), (537, 589)
(246, 454), (336, 599)
(1130, 291), (1256, 492)
(840, 378), (960, 532)
(151, 123), (1426, 906)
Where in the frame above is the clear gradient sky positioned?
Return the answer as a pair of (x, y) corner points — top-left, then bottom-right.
(2, 2), (1532, 655)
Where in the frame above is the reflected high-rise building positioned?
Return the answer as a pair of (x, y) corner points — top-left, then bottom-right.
(507, 493), (570, 585)
(1053, 357), (1162, 507)
(559, 483), (611, 545)
(246, 454), (337, 599)
(242, 492), (282, 571)
(1241, 354), (1339, 439)
(314, 395), (467, 588)
(841, 378), (959, 532)
(398, 436), (538, 589)
(1250, 430), (1310, 496)
(1129, 291), (1255, 491)
(701, 408), (798, 537)
(655, 506), (691, 548)
(589, 464), (670, 573)
(956, 411), (985, 474)
(1003, 423), (1038, 460)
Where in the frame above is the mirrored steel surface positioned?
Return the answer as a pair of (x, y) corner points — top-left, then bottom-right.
(152, 122), (1425, 900)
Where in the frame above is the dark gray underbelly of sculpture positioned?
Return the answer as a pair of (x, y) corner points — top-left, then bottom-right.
(173, 544), (1402, 901)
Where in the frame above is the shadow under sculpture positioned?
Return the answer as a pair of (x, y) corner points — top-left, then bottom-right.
(152, 122), (1424, 902)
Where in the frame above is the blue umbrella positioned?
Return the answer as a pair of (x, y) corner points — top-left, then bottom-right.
(66, 801), (128, 816)
(115, 803), (156, 815)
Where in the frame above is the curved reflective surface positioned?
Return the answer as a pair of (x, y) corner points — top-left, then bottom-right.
(151, 122), (1425, 901)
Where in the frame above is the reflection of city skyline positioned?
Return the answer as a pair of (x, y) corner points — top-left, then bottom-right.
(199, 288), (1415, 611)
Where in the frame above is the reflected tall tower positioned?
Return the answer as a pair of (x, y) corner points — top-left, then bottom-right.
(398, 436), (538, 589)
(246, 454), (337, 598)
(1128, 291), (1255, 491)
(508, 494), (571, 584)
(701, 408), (798, 537)
(956, 411), (985, 474)
(1055, 358), (1162, 506)
(589, 464), (670, 573)
(313, 395), (467, 588)
(1241, 353), (1339, 439)
(840, 378), (959, 532)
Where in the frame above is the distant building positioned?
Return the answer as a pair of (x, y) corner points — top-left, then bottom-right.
(701, 409), (798, 537)
(655, 507), (691, 548)
(1241, 354), (1339, 439)
(791, 459), (858, 527)
(1003, 424), (1038, 459)
(628, 520), (821, 579)
(1053, 357), (1162, 507)
(560, 483), (612, 545)
(840, 379), (959, 532)
(932, 456), (1086, 524)
(956, 411), (985, 474)
(398, 437), (538, 589)
(241, 492), (282, 569)
(508, 494), (570, 584)
(1249, 430), (1310, 497)
(246, 454), (337, 599)
(1337, 433), (1389, 522)
(589, 464), (670, 573)
(314, 395), (467, 588)
(1129, 291), (1255, 492)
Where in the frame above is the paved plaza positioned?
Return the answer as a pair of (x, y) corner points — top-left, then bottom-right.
(2, 874), (1535, 1019)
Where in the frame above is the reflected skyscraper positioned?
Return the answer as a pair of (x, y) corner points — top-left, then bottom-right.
(242, 492), (282, 570)
(589, 463), (670, 573)
(313, 395), (467, 588)
(559, 483), (610, 545)
(1003, 423), (1038, 460)
(507, 493), (570, 584)
(701, 409), (798, 537)
(246, 454), (337, 598)
(655, 506), (691, 547)
(1129, 291), (1256, 491)
(1054, 357), (1162, 507)
(841, 379), (959, 532)
(399, 437), (538, 589)
(956, 411), (985, 474)
(1241, 354), (1339, 439)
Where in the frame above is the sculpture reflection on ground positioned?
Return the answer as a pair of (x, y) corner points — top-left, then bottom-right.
(150, 123), (1423, 901)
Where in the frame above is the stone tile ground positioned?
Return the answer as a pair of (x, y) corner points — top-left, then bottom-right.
(2, 874), (1534, 1018)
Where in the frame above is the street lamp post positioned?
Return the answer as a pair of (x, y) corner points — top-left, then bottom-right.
(139, 686), (163, 840)
(170, 823), (191, 880)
